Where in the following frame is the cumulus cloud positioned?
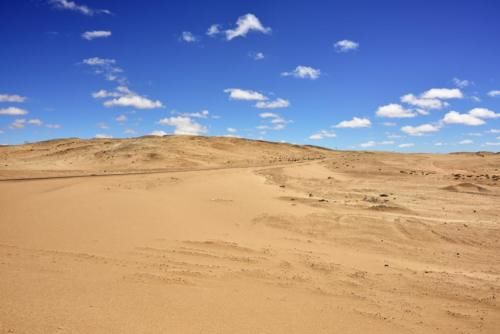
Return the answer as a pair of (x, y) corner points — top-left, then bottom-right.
(82, 57), (125, 84)
(82, 30), (112, 40)
(376, 104), (416, 118)
(9, 118), (42, 129)
(224, 88), (267, 101)
(360, 140), (376, 148)
(150, 130), (167, 136)
(488, 90), (500, 97)
(0, 107), (28, 116)
(180, 110), (210, 118)
(95, 134), (113, 139)
(359, 140), (395, 148)
(399, 143), (414, 148)
(50, 0), (111, 16)
(93, 86), (164, 109)
(421, 88), (463, 100)
(309, 130), (336, 140)
(255, 98), (290, 109)
(281, 65), (320, 80)
(468, 108), (500, 119)
(400, 93), (447, 110)
(484, 142), (500, 146)
(401, 123), (440, 136)
(257, 112), (290, 131)
(459, 139), (473, 145)
(104, 95), (163, 109)
(0, 94), (26, 103)
(227, 127), (237, 133)
(180, 31), (198, 43)
(335, 117), (371, 128)
(226, 14), (271, 40)
(206, 24), (221, 37)
(46, 124), (61, 129)
(334, 39), (359, 52)
(250, 52), (265, 60)
(158, 116), (207, 135)
(442, 111), (485, 126)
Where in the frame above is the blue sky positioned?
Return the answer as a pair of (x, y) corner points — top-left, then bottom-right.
(1, 0), (500, 152)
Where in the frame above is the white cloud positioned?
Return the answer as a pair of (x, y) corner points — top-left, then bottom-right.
(401, 123), (440, 136)
(206, 24), (221, 37)
(10, 119), (26, 129)
(335, 117), (371, 128)
(0, 107), (28, 116)
(442, 111), (485, 126)
(46, 124), (61, 129)
(180, 110), (210, 118)
(226, 14), (271, 40)
(467, 132), (482, 137)
(251, 52), (265, 60)
(95, 134), (112, 139)
(459, 139), (473, 145)
(484, 142), (500, 146)
(104, 95), (163, 109)
(487, 90), (500, 97)
(255, 98), (290, 109)
(360, 140), (376, 148)
(435, 142), (444, 146)
(224, 88), (267, 101)
(468, 108), (500, 119)
(227, 127), (237, 133)
(376, 104), (416, 118)
(150, 130), (167, 136)
(83, 57), (115, 66)
(359, 140), (395, 148)
(400, 93), (446, 110)
(399, 143), (414, 148)
(453, 78), (470, 88)
(257, 112), (290, 131)
(82, 30), (112, 40)
(309, 130), (336, 140)
(92, 89), (121, 98)
(281, 65), (320, 80)
(383, 122), (396, 127)
(82, 57), (125, 84)
(158, 116), (207, 135)
(50, 0), (111, 16)
(115, 114), (127, 123)
(0, 94), (26, 103)
(28, 119), (43, 126)
(421, 88), (463, 99)
(180, 31), (198, 43)
(334, 39), (359, 52)
(93, 86), (163, 109)
(9, 118), (42, 129)
(487, 129), (500, 134)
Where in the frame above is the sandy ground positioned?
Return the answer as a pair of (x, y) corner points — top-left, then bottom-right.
(0, 136), (499, 333)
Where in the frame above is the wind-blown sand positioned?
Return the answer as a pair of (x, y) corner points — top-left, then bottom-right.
(0, 136), (499, 333)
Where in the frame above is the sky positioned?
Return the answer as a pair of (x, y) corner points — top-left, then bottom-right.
(1, 0), (500, 152)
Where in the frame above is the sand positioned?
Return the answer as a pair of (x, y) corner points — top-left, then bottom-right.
(0, 136), (499, 333)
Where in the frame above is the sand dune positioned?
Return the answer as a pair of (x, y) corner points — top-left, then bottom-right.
(0, 136), (499, 333)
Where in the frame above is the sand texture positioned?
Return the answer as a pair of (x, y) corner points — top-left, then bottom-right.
(0, 136), (499, 333)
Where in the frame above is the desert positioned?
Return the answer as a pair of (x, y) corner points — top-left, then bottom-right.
(0, 135), (499, 333)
